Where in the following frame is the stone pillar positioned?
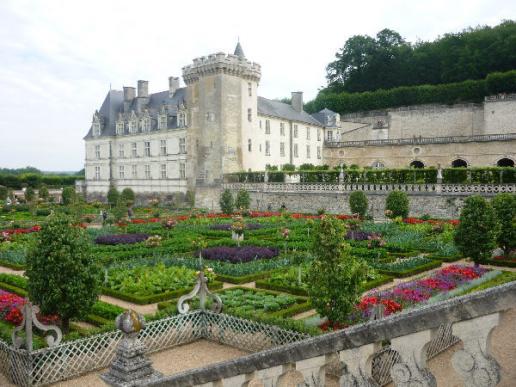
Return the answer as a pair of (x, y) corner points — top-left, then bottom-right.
(390, 330), (436, 387)
(295, 355), (328, 386)
(338, 342), (380, 386)
(451, 313), (501, 387)
(254, 365), (288, 387)
(101, 310), (162, 387)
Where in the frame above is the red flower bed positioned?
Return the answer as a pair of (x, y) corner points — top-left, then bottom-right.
(403, 218), (459, 226)
(1, 225), (41, 236)
(0, 290), (59, 326)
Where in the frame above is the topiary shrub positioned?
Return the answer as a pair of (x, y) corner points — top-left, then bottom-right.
(38, 184), (49, 201)
(26, 214), (102, 332)
(219, 189), (234, 215)
(349, 191), (368, 217)
(235, 189), (251, 210)
(0, 185), (8, 201)
(107, 186), (119, 207)
(491, 193), (516, 256)
(25, 187), (35, 202)
(385, 191), (409, 219)
(120, 188), (135, 205)
(454, 195), (499, 266)
(306, 216), (368, 324)
(61, 186), (76, 206)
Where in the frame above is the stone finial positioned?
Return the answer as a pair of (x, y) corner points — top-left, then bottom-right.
(101, 310), (162, 387)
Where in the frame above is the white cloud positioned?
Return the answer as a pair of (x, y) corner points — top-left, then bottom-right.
(0, 0), (513, 170)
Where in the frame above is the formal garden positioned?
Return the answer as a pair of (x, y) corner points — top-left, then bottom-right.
(0, 184), (515, 350)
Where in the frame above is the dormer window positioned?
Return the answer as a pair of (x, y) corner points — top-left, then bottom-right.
(178, 111), (187, 127)
(128, 120), (137, 133)
(116, 121), (124, 135)
(159, 115), (167, 130)
(92, 122), (101, 136)
(141, 117), (151, 132)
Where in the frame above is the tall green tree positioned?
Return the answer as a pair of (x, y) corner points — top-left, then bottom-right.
(349, 191), (368, 217)
(306, 216), (368, 324)
(38, 184), (49, 201)
(107, 186), (119, 207)
(454, 195), (499, 266)
(26, 214), (102, 332)
(120, 188), (135, 204)
(491, 193), (516, 256)
(219, 189), (234, 215)
(235, 189), (251, 210)
(61, 186), (76, 206)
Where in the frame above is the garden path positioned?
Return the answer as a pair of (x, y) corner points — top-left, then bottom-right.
(0, 265), (24, 276)
(99, 295), (158, 315)
(222, 281), (255, 289)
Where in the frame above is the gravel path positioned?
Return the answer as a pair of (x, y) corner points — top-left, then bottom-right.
(0, 266), (24, 276)
(99, 295), (159, 315)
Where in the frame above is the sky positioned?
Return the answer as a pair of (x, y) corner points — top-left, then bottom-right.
(0, 0), (514, 171)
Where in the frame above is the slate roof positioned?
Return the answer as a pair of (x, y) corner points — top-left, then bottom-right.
(257, 97), (323, 127)
(84, 88), (187, 139)
(234, 42), (245, 59)
(311, 108), (339, 128)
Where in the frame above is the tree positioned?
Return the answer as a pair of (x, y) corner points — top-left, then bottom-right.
(185, 190), (195, 208)
(219, 189), (234, 214)
(454, 195), (499, 266)
(235, 189), (251, 210)
(61, 186), (76, 206)
(306, 216), (368, 324)
(25, 186), (35, 202)
(120, 188), (135, 204)
(491, 193), (516, 256)
(349, 191), (368, 217)
(385, 191), (409, 218)
(0, 185), (7, 201)
(107, 186), (119, 207)
(38, 184), (49, 201)
(26, 214), (101, 332)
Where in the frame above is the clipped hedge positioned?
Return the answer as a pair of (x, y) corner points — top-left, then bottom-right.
(0, 173), (82, 189)
(214, 270), (276, 284)
(305, 70), (516, 115)
(378, 260), (442, 278)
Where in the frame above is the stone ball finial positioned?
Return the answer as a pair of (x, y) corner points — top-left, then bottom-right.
(115, 310), (146, 335)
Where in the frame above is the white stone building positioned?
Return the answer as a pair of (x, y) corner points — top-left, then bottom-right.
(83, 42), (328, 197)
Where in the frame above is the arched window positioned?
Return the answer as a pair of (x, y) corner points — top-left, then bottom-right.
(452, 159), (468, 168)
(410, 160), (424, 169)
(248, 139), (252, 152)
(497, 158), (514, 167)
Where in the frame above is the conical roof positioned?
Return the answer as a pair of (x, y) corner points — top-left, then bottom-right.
(234, 41), (245, 59)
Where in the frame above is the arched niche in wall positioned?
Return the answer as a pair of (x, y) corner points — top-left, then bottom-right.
(497, 158), (515, 167)
(451, 159), (468, 168)
(409, 160), (425, 169)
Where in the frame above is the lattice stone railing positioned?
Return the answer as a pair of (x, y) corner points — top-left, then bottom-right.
(142, 281), (516, 387)
(222, 182), (516, 196)
(0, 311), (309, 386)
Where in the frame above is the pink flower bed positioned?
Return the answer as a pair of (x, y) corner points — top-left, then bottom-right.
(0, 290), (59, 326)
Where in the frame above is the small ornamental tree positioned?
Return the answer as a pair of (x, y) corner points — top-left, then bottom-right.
(235, 189), (251, 210)
(306, 216), (368, 325)
(219, 189), (234, 214)
(107, 186), (119, 207)
(491, 193), (516, 256)
(349, 191), (368, 217)
(25, 186), (35, 202)
(454, 195), (499, 266)
(26, 214), (102, 332)
(61, 186), (76, 206)
(0, 185), (8, 201)
(120, 188), (135, 205)
(385, 191), (409, 219)
(38, 184), (49, 201)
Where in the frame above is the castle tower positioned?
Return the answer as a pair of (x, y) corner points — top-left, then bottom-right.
(182, 42), (261, 189)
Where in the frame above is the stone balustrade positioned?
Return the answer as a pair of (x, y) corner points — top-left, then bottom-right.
(134, 281), (516, 387)
(222, 182), (515, 196)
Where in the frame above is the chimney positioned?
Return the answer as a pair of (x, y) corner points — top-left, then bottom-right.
(137, 80), (149, 98)
(291, 91), (303, 112)
(123, 86), (136, 101)
(169, 76), (180, 97)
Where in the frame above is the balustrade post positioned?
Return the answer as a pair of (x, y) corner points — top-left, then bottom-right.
(389, 329), (436, 387)
(253, 365), (289, 387)
(338, 342), (380, 386)
(295, 354), (328, 386)
(451, 312), (502, 387)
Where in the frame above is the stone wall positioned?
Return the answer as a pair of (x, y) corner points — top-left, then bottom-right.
(243, 190), (466, 218)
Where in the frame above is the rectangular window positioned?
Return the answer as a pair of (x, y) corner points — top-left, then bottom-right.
(119, 165), (125, 179)
(159, 115), (167, 130)
(116, 122), (124, 135)
(317, 129), (321, 141)
(280, 123), (285, 136)
(265, 140), (270, 156)
(160, 164), (167, 179)
(306, 145), (311, 159)
(317, 146), (321, 159)
(179, 163), (186, 179)
(293, 125), (298, 138)
(265, 120), (270, 134)
(306, 127), (310, 140)
(280, 142), (285, 157)
(144, 164), (151, 179)
(160, 140), (167, 155)
(293, 143), (298, 158)
(144, 141), (151, 157)
(118, 144), (124, 158)
(248, 139), (252, 152)
(327, 130), (333, 141)
(94, 166), (100, 180)
(259, 120), (262, 129)
(131, 142), (137, 157)
(179, 138), (186, 154)
(132, 164), (137, 178)
(95, 145), (100, 159)
(248, 82), (252, 97)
